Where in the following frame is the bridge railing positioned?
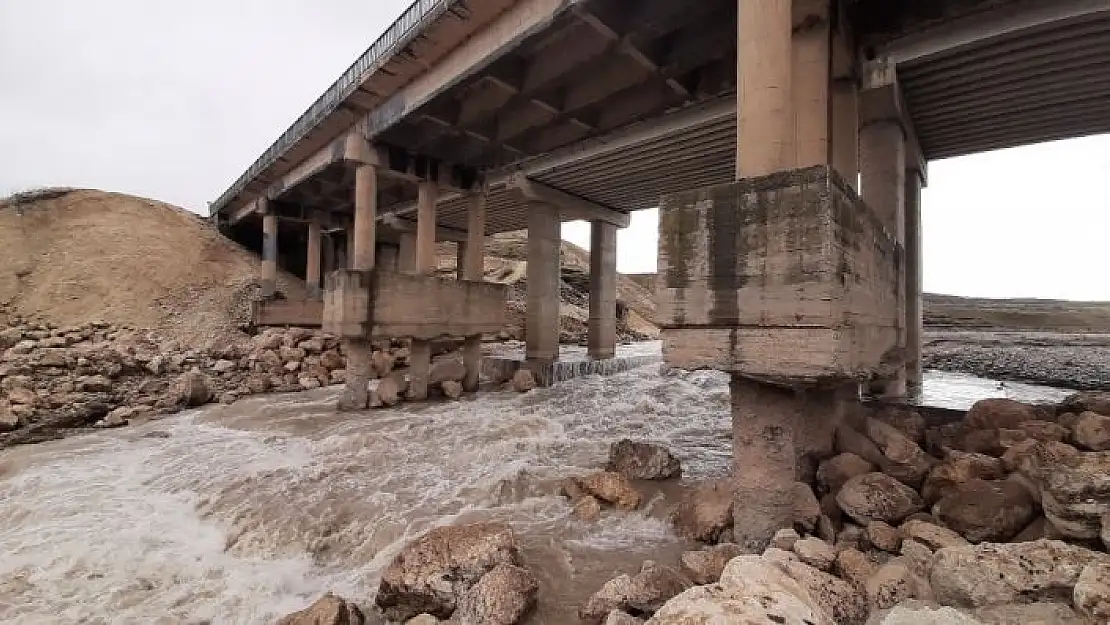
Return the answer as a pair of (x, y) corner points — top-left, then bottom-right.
(209, 0), (453, 216)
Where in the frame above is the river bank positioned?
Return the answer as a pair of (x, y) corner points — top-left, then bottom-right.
(922, 330), (1110, 391)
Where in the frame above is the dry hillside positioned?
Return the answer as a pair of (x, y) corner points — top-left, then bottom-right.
(0, 189), (305, 347)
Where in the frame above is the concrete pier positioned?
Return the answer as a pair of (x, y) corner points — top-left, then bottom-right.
(905, 168), (925, 392)
(588, 220), (617, 360)
(306, 216), (322, 299)
(407, 179), (437, 401)
(338, 160), (378, 410)
(526, 201), (561, 367)
(729, 377), (799, 552)
(260, 206), (277, 299)
(860, 116), (907, 398)
(462, 192), (486, 392)
(655, 0), (902, 552)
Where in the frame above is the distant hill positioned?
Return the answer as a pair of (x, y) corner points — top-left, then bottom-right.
(616, 270), (1110, 334)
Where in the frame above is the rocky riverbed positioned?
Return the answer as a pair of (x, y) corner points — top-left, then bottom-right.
(923, 330), (1110, 391)
(275, 391), (1110, 624)
(0, 313), (542, 449)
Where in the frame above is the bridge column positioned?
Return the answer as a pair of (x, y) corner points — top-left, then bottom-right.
(905, 166), (925, 393)
(322, 230), (337, 276)
(526, 201), (561, 369)
(305, 214), (322, 299)
(860, 59), (908, 399)
(260, 201), (278, 299)
(830, 20), (859, 189)
(461, 192), (487, 392)
(398, 233), (416, 273)
(588, 220), (617, 360)
(407, 179), (437, 401)
(338, 161), (378, 411)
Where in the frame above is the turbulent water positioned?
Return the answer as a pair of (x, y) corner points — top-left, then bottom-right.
(0, 360), (1073, 625)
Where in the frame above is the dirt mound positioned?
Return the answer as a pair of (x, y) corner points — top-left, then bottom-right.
(0, 189), (305, 347)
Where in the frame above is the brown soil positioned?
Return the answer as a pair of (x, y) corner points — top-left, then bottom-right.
(0, 189), (306, 348)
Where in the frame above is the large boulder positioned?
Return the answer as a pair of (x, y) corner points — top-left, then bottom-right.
(669, 480), (733, 543)
(580, 561), (693, 624)
(837, 473), (924, 526)
(645, 555), (833, 625)
(866, 600), (983, 625)
(679, 543), (745, 584)
(575, 472), (642, 510)
(930, 539), (1110, 608)
(1017, 445), (1110, 539)
(447, 563), (538, 625)
(817, 453), (875, 495)
(932, 478), (1037, 543)
(607, 439), (681, 480)
(920, 452), (1005, 506)
(863, 418), (933, 488)
(179, 370), (212, 406)
(966, 398), (1039, 430)
(973, 602), (1089, 625)
(899, 519), (969, 551)
(1061, 391), (1110, 417)
(430, 359), (466, 385)
(1074, 411), (1110, 451)
(865, 561), (930, 612)
(870, 406), (927, 445)
(276, 593), (364, 625)
(775, 558), (869, 625)
(1073, 562), (1110, 623)
(376, 523), (521, 621)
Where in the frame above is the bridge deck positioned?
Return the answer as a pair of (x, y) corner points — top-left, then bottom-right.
(212, 0), (1110, 242)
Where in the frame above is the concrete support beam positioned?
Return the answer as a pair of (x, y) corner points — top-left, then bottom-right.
(378, 243), (399, 273)
(860, 111), (907, 399)
(526, 201), (561, 366)
(382, 213), (469, 244)
(408, 179), (438, 401)
(736, 0), (793, 177)
(905, 168), (925, 393)
(830, 21), (859, 189)
(322, 232), (337, 276)
(339, 162), (378, 411)
(511, 174), (630, 228)
(791, 0), (831, 168)
(462, 192), (487, 392)
(398, 233), (416, 274)
(260, 204), (278, 299)
(588, 220), (617, 360)
(305, 216), (323, 299)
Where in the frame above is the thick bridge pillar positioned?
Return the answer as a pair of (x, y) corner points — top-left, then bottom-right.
(461, 192), (487, 392)
(407, 179), (437, 401)
(657, 0), (894, 552)
(860, 58), (908, 399)
(306, 215), (322, 299)
(526, 201), (561, 367)
(588, 220), (617, 360)
(260, 202), (278, 299)
(905, 167), (925, 393)
(338, 160), (378, 410)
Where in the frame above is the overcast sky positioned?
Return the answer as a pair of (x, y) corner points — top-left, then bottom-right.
(3, 1), (1109, 300)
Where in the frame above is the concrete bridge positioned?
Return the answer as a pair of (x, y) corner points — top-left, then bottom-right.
(211, 0), (1110, 547)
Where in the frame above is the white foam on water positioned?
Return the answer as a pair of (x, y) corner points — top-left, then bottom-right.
(0, 357), (1063, 624)
(0, 363), (732, 624)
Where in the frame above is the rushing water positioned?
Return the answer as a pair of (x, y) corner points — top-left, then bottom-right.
(0, 360), (1074, 625)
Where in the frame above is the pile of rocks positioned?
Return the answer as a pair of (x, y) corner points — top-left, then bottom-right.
(278, 523), (539, 625)
(581, 393), (1110, 624)
(0, 318), (408, 442)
